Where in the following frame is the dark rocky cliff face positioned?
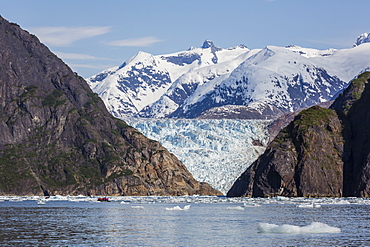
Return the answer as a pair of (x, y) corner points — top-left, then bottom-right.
(0, 16), (221, 196)
(228, 72), (370, 197)
(333, 72), (370, 196)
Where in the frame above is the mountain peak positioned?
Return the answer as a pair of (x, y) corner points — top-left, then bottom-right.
(353, 33), (370, 47)
(0, 16), (221, 197)
(202, 40), (216, 49)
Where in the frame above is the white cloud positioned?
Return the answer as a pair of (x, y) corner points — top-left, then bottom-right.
(108, 36), (162, 47)
(29, 26), (111, 46)
(68, 63), (115, 70)
(55, 51), (98, 60)
(54, 51), (113, 61)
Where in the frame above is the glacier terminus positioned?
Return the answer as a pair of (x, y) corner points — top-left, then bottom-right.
(124, 118), (270, 194)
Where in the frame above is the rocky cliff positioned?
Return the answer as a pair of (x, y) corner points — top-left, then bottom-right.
(228, 72), (370, 197)
(0, 16), (221, 196)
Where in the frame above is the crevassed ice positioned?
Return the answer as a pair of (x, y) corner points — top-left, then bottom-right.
(124, 118), (271, 194)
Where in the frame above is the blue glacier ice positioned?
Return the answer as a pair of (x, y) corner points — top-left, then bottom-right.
(124, 118), (271, 194)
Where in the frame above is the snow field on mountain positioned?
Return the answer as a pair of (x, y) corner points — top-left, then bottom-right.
(311, 43), (370, 81)
(87, 42), (249, 117)
(88, 38), (370, 120)
(124, 118), (271, 194)
(178, 45), (353, 117)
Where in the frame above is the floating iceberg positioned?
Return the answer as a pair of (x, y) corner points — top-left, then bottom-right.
(165, 205), (191, 211)
(37, 200), (46, 205)
(257, 222), (340, 234)
(297, 203), (321, 208)
(226, 206), (244, 210)
(242, 202), (261, 207)
(1, 195), (370, 206)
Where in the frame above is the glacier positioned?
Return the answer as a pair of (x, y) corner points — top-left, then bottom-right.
(124, 118), (271, 194)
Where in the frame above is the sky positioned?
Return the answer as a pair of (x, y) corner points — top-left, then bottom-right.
(2, 0), (370, 78)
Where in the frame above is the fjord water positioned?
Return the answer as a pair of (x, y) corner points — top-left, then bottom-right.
(1, 196), (369, 246)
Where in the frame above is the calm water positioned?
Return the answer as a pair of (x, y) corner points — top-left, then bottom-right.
(0, 196), (369, 246)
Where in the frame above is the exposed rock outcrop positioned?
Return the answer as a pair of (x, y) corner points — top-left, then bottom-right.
(228, 72), (370, 197)
(0, 16), (221, 196)
(196, 104), (285, 120)
(267, 101), (333, 144)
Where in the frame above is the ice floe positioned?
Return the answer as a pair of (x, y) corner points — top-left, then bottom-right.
(226, 206), (244, 210)
(165, 205), (191, 211)
(37, 200), (46, 205)
(243, 202), (261, 207)
(257, 222), (341, 234)
(297, 203), (321, 208)
(0, 195), (370, 206)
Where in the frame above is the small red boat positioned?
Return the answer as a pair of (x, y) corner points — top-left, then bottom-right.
(97, 197), (110, 202)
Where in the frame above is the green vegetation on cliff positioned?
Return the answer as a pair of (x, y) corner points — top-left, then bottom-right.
(0, 16), (221, 197)
(228, 71), (370, 198)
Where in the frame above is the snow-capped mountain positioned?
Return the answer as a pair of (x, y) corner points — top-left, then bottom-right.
(171, 45), (347, 118)
(124, 118), (270, 194)
(353, 32), (370, 47)
(87, 36), (370, 119)
(137, 47), (251, 118)
(87, 40), (248, 117)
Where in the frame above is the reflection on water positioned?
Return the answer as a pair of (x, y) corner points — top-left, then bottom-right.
(0, 197), (369, 246)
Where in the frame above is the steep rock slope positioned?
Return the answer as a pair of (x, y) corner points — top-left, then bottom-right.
(0, 16), (221, 196)
(227, 72), (370, 197)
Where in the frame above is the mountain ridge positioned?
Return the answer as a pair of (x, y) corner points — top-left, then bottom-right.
(0, 16), (221, 196)
(87, 41), (250, 117)
(353, 32), (370, 47)
(87, 37), (370, 120)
